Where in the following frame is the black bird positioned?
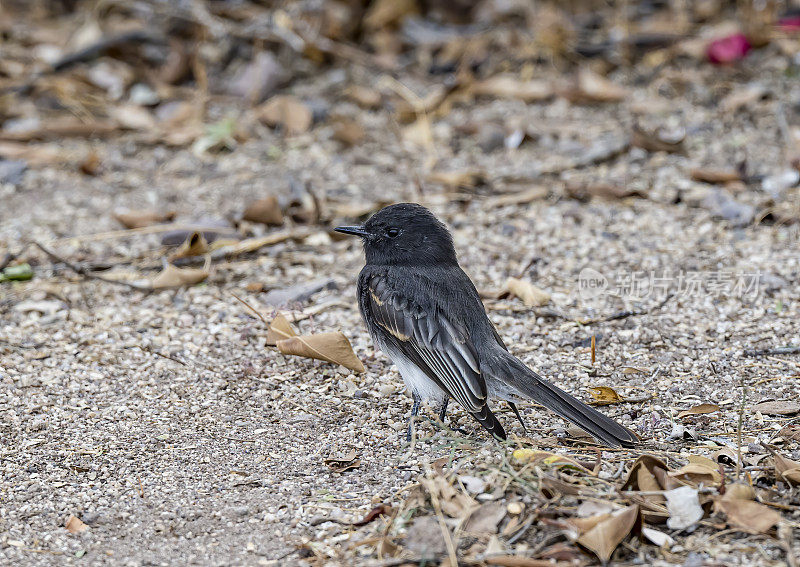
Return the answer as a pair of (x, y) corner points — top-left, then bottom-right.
(335, 203), (637, 448)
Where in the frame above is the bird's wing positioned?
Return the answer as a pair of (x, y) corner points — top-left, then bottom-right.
(363, 273), (487, 412)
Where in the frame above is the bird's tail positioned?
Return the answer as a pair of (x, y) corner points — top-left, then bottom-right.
(469, 405), (506, 440)
(485, 351), (638, 448)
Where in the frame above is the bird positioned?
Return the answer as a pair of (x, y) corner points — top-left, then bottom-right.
(335, 203), (638, 448)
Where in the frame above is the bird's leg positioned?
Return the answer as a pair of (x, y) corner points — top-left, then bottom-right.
(406, 393), (422, 443)
(437, 397), (469, 435)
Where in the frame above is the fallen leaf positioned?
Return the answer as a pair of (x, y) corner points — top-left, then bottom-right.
(79, 150), (100, 175)
(664, 485), (703, 530)
(776, 424), (800, 442)
(109, 104), (156, 130)
(564, 181), (646, 201)
(690, 169), (742, 184)
(677, 403), (720, 418)
(503, 277), (550, 307)
(151, 260), (210, 289)
(65, 515), (88, 534)
(641, 527), (674, 548)
(352, 503), (393, 526)
(169, 232), (209, 260)
(668, 456), (722, 487)
(714, 498), (780, 534)
(632, 125), (686, 155)
(576, 505), (638, 563)
(773, 452), (800, 486)
(277, 332), (365, 372)
(256, 95), (313, 135)
(266, 314), (296, 346)
(722, 482), (755, 501)
(426, 169), (487, 190)
(621, 366), (649, 374)
(588, 386), (625, 405)
(485, 186), (548, 208)
(419, 473), (475, 519)
(113, 209), (176, 229)
(462, 501), (507, 534)
(345, 85), (382, 109)
(512, 449), (593, 474)
(331, 116), (366, 146)
(324, 450), (360, 472)
(752, 400), (800, 416)
(243, 195), (284, 226)
(472, 75), (553, 102)
(562, 68), (627, 104)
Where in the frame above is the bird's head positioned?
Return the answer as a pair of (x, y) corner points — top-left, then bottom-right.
(335, 203), (458, 266)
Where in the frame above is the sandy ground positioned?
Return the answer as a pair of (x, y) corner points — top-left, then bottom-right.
(2, 50), (800, 566)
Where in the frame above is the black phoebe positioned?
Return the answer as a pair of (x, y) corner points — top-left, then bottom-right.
(335, 203), (637, 448)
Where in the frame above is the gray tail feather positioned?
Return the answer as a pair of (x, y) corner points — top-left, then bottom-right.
(492, 352), (638, 448)
(470, 405), (506, 440)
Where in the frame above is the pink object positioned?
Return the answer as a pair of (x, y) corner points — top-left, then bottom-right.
(706, 33), (752, 64)
(778, 16), (800, 32)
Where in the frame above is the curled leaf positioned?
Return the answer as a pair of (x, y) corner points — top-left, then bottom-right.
(576, 505), (638, 563)
(588, 386), (625, 405)
(113, 209), (176, 229)
(266, 314), (296, 346)
(151, 258), (210, 289)
(277, 332), (365, 372)
(243, 195), (284, 226)
(714, 498), (780, 534)
(169, 232), (209, 260)
(677, 403), (720, 419)
(774, 452), (800, 486)
(324, 449), (360, 472)
(503, 277), (550, 307)
(256, 95), (312, 135)
(65, 515), (88, 534)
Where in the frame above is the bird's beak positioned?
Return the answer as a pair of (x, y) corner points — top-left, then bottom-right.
(334, 225), (370, 238)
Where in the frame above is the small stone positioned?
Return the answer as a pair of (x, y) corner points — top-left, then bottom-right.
(129, 83), (160, 106)
(507, 502), (524, 515)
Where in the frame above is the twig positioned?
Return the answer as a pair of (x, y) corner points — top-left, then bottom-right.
(51, 224), (239, 246)
(34, 242), (151, 292)
(744, 346), (800, 357)
(0, 251), (17, 271)
(579, 293), (674, 325)
(736, 374), (747, 479)
(426, 468), (459, 567)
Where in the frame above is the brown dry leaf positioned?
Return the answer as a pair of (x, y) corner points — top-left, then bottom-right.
(426, 169), (486, 190)
(621, 366), (649, 374)
(668, 456), (722, 488)
(80, 150), (100, 175)
(65, 514), (88, 534)
(462, 501), (507, 535)
(151, 260), (210, 289)
(331, 116), (366, 146)
(632, 125), (686, 155)
(714, 498), (781, 534)
(690, 168), (742, 184)
(276, 332), (365, 373)
(324, 450), (360, 472)
(588, 386), (625, 405)
(576, 505), (639, 563)
(169, 232), (209, 260)
(722, 483), (755, 501)
(774, 452), (800, 486)
(352, 503), (393, 527)
(243, 195), (284, 226)
(472, 75), (553, 102)
(345, 85), (382, 109)
(776, 424), (800, 442)
(266, 314), (296, 346)
(564, 181), (646, 201)
(486, 186), (548, 208)
(752, 400), (800, 416)
(503, 277), (550, 307)
(418, 473), (475, 519)
(110, 104), (157, 130)
(562, 68), (627, 104)
(256, 95), (313, 135)
(113, 209), (176, 229)
(677, 403), (720, 418)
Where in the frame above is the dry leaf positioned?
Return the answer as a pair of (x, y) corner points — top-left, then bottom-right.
(576, 505), (638, 563)
(641, 527), (674, 548)
(345, 85), (381, 109)
(113, 209), (176, 229)
(512, 449), (593, 474)
(774, 452), (800, 486)
(331, 116), (366, 146)
(562, 68), (627, 104)
(419, 473), (475, 519)
(256, 95), (312, 135)
(564, 181), (646, 201)
(80, 150), (100, 175)
(426, 169), (487, 190)
(243, 195), (284, 226)
(352, 503), (393, 527)
(324, 450), (360, 472)
(266, 314), (296, 346)
(669, 456), (722, 488)
(714, 498), (781, 534)
(664, 486), (703, 530)
(151, 259), (210, 289)
(486, 186), (548, 208)
(169, 232), (209, 260)
(472, 75), (553, 102)
(690, 169), (742, 184)
(277, 332), (365, 372)
(752, 400), (800, 416)
(677, 403), (720, 418)
(588, 386), (625, 405)
(110, 104), (156, 130)
(621, 366), (649, 374)
(776, 424), (800, 442)
(462, 501), (507, 535)
(65, 514), (88, 534)
(503, 277), (550, 307)
(722, 482), (755, 501)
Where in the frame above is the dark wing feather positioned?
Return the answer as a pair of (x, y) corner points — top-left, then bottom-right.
(363, 273), (487, 413)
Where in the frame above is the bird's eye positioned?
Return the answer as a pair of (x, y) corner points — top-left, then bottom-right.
(386, 227), (400, 238)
